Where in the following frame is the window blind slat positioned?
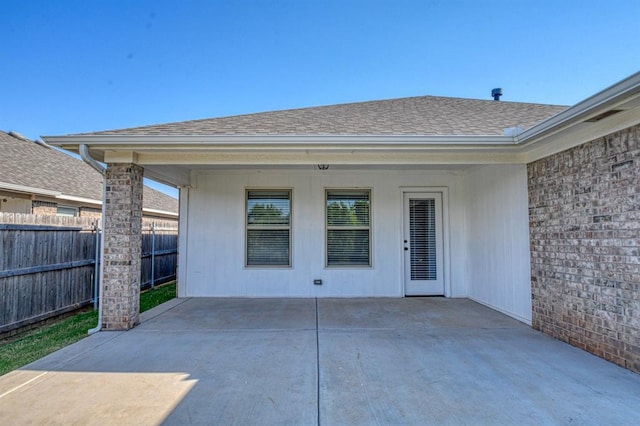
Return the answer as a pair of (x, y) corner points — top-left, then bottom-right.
(327, 229), (370, 265)
(247, 230), (290, 266)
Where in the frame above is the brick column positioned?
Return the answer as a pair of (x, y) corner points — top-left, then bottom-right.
(102, 163), (144, 330)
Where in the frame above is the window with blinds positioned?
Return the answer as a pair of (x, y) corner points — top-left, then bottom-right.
(326, 190), (371, 267)
(246, 189), (291, 267)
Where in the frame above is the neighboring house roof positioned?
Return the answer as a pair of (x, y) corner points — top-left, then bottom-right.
(0, 131), (178, 214)
(82, 95), (568, 136)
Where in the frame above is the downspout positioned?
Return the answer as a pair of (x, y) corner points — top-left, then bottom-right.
(79, 145), (106, 335)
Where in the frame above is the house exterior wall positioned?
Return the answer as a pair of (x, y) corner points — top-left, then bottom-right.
(464, 164), (532, 324)
(31, 201), (57, 215)
(180, 167), (532, 321)
(79, 207), (103, 219)
(0, 196), (31, 214)
(0, 193), (177, 224)
(528, 124), (640, 372)
(181, 169), (469, 298)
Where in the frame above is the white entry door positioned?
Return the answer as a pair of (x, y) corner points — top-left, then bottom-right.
(403, 192), (444, 296)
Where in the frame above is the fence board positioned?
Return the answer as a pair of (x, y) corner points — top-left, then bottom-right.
(0, 224), (97, 334)
(0, 260), (96, 278)
(140, 228), (178, 288)
(0, 214), (178, 334)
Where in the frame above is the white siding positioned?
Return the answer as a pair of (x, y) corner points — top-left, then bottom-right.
(182, 169), (468, 298)
(463, 165), (532, 324)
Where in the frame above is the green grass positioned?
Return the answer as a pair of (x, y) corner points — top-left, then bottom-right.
(140, 282), (178, 313)
(0, 281), (176, 377)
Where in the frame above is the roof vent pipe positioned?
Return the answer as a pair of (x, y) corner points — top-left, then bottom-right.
(491, 88), (503, 101)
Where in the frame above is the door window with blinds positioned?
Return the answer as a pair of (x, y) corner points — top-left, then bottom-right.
(409, 199), (437, 280)
(246, 189), (291, 267)
(326, 189), (371, 267)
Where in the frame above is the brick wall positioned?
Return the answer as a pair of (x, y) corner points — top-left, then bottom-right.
(528, 124), (640, 372)
(31, 201), (57, 215)
(79, 207), (102, 219)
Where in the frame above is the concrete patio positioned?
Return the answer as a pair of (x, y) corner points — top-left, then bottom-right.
(1, 298), (639, 425)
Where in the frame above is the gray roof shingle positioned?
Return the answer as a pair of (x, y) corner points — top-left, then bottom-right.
(0, 131), (178, 213)
(81, 95), (568, 136)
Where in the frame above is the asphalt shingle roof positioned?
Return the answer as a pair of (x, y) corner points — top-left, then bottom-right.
(0, 131), (178, 213)
(82, 95), (568, 136)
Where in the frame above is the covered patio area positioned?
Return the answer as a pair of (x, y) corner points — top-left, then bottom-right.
(1, 298), (639, 425)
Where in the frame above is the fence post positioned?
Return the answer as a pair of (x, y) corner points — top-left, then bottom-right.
(151, 221), (156, 289)
(93, 222), (101, 309)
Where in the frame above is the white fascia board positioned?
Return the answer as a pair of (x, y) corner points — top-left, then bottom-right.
(55, 194), (102, 205)
(517, 71), (640, 145)
(0, 181), (62, 197)
(43, 134), (516, 148)
(142, 208), (179, 217)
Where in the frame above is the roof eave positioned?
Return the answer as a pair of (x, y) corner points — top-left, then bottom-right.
(0, 181), (62, 197)
(142, 208), (179, 217)
(55, 194), (102, 206)
(41, 72), (640, 164)
(517, 71), (640, 144)
(53, 194), (177, 216)
(42, 134), (518, 153)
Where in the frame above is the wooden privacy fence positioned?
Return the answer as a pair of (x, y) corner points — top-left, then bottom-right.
(0, 213), (178, 334)
(141, 223), (178, 290)
(0, 222), (97, 334)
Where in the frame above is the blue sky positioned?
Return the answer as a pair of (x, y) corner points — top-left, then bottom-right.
(2, 0), (639, 195)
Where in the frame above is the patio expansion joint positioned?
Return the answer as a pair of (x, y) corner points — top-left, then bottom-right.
(139, 297), (192, 324)
(50, 332), (125, 370)
(135, 327), (318, 333)
(315, 297), (321, 426)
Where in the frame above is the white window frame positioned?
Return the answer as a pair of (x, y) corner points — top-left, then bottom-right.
(245, 188), (292, 268)
(325, 188), (372, 268)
